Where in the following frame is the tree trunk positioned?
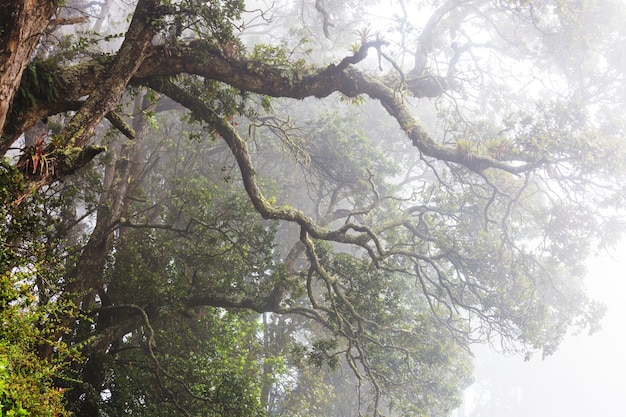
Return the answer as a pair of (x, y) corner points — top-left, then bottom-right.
(0, 0), (58, 145)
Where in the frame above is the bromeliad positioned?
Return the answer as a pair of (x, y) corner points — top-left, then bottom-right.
(27, 133), (55, 176)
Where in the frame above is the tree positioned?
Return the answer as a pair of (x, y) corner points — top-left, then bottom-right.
(0, 159), (79, 417)
(1, 1), (625, 416)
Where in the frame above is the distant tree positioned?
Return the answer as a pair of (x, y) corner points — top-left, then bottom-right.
(1, 1), (626, 416)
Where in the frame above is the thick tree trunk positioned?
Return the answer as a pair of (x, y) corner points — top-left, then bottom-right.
(0, 0), (58, 143)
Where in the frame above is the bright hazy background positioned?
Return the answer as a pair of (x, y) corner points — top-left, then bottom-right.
(455, 243), (626, 416)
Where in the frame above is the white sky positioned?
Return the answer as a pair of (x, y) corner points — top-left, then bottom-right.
(455, 242), (626, 416)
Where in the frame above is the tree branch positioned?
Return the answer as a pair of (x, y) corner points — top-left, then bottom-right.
(7, 37), (545, 200)
(314, 0), (333, 38)
(54, 0), (161, 151)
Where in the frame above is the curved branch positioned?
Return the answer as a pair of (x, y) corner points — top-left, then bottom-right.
(8, 37), (545, 199)
(314, 0), (333, 38)
(141, 47), (542, 174)
(184, 289), (285, 314)
(327, 40), (390, 74)
(413, 0), (468, 72)
(142, 78), (381, 249)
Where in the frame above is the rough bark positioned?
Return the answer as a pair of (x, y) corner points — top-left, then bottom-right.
(5, 0), (163, 203)
(0, 0), (58, 135)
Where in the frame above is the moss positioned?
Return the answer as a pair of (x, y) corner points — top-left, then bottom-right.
(61, 146), (83, 158)
(50, 145), (106, 176)
(13, 60), (61, 113)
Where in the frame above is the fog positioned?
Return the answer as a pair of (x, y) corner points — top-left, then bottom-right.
(4, 1), (626, 416)
(455, 246), (626, 417)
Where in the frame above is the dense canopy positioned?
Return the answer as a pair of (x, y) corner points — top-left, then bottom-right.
(1, 1), (625, 416)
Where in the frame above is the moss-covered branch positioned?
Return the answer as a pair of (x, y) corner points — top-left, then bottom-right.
(6, 37), (545, 198)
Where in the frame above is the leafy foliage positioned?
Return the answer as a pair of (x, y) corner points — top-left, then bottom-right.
(1, 1), (626, 416)
(0, 278), (74, 417)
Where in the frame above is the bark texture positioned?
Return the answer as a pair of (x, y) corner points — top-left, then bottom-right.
(0, 0), (58, 134)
